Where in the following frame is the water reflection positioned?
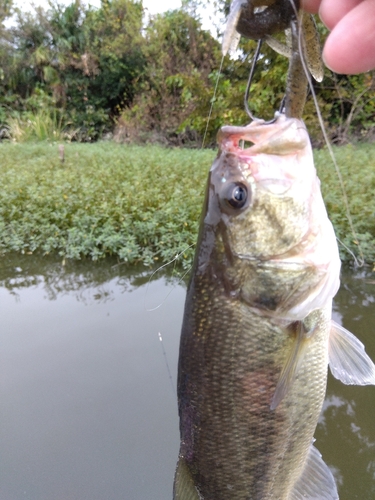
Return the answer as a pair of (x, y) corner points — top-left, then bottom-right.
(1, 254), (374, 499)
(317, 270), (375, 500)
(0, 254), (185, 304)
(0, 254), (184, 500)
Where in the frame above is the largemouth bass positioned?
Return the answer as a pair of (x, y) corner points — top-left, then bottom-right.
(174, 115), (375, 499)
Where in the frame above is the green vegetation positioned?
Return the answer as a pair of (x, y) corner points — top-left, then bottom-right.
(315, 144), (375, 266)
(0, 142), (213, 266)
(0, 142), (374, 267)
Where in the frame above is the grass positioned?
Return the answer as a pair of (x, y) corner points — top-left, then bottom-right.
(4, 109), (74, 142)
(0, 141), (374, 267)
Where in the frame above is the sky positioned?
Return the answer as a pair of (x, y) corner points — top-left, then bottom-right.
(14, 0), (182, 16)
(10, 0), (221, 33)
(11, 0), (219, 35)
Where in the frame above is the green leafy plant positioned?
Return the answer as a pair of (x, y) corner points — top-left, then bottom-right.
(0, 142), (374, 268)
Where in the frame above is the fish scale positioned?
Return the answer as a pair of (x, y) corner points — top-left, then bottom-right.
(178, 267), (329, 499)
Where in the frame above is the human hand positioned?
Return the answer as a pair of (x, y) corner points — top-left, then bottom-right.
(302, 0), (375, 74)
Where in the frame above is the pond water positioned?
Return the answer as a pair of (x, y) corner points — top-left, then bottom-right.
(0, 254), (374, 500)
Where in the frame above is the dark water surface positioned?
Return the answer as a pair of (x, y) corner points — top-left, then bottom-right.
(1, 255), (374, 500)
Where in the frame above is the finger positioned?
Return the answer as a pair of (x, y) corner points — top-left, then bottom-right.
(323, 0), (375, 74)
(300, 0), (321, 13)
(319, 0), (363, 29)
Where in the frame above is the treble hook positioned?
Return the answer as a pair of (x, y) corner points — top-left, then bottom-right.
(244, 39), (286, 123)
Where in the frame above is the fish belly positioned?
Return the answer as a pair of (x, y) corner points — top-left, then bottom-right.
(176, 275), (329, 500)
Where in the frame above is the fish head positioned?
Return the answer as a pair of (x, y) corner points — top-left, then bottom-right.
(201, 115), (340, 318)
(207, 115), (316, 258)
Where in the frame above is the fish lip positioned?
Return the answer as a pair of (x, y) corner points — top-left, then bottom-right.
(215, 147), (296, 197)
(217, 115), (309, 158)
(217, 129), (258, 158)
(216, 116), (311, 196)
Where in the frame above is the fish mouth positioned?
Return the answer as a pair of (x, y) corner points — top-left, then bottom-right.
(218, 115), (309, 158)
(216, 116), (312, 196)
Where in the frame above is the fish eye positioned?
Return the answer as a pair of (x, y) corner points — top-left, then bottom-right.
(224, 182), (249, 210)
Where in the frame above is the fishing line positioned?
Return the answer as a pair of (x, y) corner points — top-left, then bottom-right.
(144, 243), (195, 312)
(158, 332), (175, 393)
(335, 237), (361, 264)
(144, 245), (194, 395)
(290, 4), (364, 267)
(202, 54), (225, 148)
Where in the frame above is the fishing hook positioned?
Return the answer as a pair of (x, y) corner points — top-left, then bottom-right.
(244, 39), (286, 123)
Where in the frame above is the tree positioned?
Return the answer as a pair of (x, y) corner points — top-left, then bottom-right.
(0, 0), (147, 140)
(116, 8), (222, 144)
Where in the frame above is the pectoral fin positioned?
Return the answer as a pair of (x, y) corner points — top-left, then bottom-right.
(290, 443), (339, 499)
(329, 321), (375, 385)
(271, 321), (309, 410)
(173, 457), (201, 500)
